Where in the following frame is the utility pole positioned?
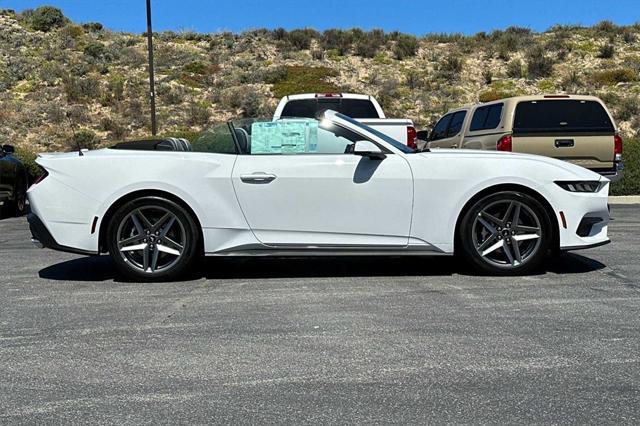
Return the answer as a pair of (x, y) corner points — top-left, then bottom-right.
(146, 0), (157, 135)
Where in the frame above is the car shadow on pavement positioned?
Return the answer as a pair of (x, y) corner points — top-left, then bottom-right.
(38, 252), (606, 282)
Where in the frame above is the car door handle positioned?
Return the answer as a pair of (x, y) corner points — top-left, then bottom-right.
(240, 173), (277, 184)
(555, 139), (575, 148)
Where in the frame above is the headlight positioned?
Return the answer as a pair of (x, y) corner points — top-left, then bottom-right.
(555, 181), (603, 193)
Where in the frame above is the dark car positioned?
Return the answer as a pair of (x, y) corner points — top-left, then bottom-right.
(0, 144), (28, 217)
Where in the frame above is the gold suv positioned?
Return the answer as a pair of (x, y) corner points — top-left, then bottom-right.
(425, 95), (624, 181)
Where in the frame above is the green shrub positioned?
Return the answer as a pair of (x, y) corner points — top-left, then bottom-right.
(68, 129), (99, 150)
(506, 59), (525, 78)
(84, 41), (107, 59)
(27, 6), (67, 32)
(437, 54), (464, 80)
(393, 34), (419, 60)
(82, 22), (103, 32)
(610, 139), (640, 195)
(526, 45), (555, 78)
(187, 101), (210, 126)
(591, 68), (637, 86)
(14, 145), (42, 181)
(267, 65), (340, 98)
(321, 29), (353, 55)
(598, 44), (615, 59)
(478, 88), (511, 103)
(616, 97), (640, 121)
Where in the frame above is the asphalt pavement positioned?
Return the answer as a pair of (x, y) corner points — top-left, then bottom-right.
(1, 206), (639, 424)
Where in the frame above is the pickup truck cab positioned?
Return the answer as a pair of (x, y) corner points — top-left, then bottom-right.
(274, 93), (418, 149)
(426, 95), (623, 181)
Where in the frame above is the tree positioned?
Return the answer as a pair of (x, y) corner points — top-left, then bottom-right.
(28, 6), (67, 32)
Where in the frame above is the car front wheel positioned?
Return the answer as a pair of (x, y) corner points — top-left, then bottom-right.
(106, 196), (200, 281)
(458, 191), (552, 275)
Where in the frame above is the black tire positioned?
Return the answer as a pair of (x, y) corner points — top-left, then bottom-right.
(106, 196), (200, 281)
(458, 191), (552, 275)
(13, 185), (27, 216)
(5, 184), (26, 217)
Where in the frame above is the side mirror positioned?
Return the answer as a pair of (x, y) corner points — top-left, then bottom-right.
(352, 140), (386, 160)
(416, 130), (429, 141)
(2, 144), (15, 154)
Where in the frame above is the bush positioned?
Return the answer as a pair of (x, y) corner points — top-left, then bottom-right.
(63, 75), (101, 102)
(68, 129), (99, 150)
(14, 145), (42, 182)
(437, 54), (464, 80)
(82, 22), (103, 32)
(393, 34), (419, 60)
(526, 45), (555, 78)
(591, 68), (637, 86)
(478, 88), (511, 103)
(27, 6), (67, 32)
(267, 65), (340, 98)
(286, 29), (319, 50)
(321, 29), (353, 55)
(506, 59), (525, 78)
(598, 44), (615, 59)
(616, 97), (640, 121)
(187, 101), (210, 126)
(84, 41), (107, 60)
(610, 139), (640, 195)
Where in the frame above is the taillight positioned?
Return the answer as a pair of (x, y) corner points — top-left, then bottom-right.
(497, 135), (512, 152)
(407, 126), (417, 150)
(30, 169), (48, 187)
(614, 134), (623, 162)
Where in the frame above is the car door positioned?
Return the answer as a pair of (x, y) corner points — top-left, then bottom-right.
(231, 119), (414, 247)
(429, 111), (468, 149)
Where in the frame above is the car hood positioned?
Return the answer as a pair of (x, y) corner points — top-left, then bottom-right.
(418, 149), (607, 182)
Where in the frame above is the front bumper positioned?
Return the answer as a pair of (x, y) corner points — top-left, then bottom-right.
(28, 213), (97, 256)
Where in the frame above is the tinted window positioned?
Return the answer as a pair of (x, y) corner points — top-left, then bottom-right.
(513, 100), (614, 134)
(470, 103), (503, 131)
(430, 114), (452, 141)
(447, 111), (467, 137)
(280, 99), (381, 119)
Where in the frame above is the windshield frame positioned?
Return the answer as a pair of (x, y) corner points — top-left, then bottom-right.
(332, 112), (417, 154)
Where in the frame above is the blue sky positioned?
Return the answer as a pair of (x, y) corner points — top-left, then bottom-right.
(2, 0), (639, 35)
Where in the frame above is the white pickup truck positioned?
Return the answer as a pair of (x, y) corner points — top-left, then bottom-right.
(273, 93), (418, 149)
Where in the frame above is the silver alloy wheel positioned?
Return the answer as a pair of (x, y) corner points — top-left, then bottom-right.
(116, 206), (186, 274)
(472, 200), (542, 268)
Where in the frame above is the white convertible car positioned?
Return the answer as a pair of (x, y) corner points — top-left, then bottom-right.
(28, 111), (610, 280)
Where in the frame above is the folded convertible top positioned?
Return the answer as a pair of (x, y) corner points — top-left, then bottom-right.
(111, 138), (192, 152)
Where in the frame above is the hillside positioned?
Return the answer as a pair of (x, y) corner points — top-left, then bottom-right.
(1, 7), (639, 159)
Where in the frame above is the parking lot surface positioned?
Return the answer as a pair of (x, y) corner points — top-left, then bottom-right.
(1, 206), (639, 424)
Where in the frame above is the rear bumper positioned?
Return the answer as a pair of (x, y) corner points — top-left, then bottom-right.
(28, 213), (97, 256)
(598, 162), (623, 182)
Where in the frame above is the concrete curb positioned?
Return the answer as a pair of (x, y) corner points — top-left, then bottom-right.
(609, 196), (640, 204)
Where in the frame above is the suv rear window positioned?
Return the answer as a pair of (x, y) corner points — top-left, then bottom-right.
(470, 103), (503, 131)
(513, 100), (614, 134)
(281, 99), (381, 119)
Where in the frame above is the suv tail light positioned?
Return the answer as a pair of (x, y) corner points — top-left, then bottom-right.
(407, 126), (417, 150)
(30, 168), (48, 188)
(497, 135), (512, 152)
(614, 134), (623, 162)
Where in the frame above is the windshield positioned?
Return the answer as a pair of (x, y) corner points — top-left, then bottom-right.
(333, 112), (416, 153)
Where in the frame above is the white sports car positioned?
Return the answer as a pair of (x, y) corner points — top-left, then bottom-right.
(28, 110), (610, 281)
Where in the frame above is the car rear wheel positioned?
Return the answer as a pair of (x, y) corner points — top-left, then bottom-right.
(458, 191), (552, 275)
(106, 196), (200, 281)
